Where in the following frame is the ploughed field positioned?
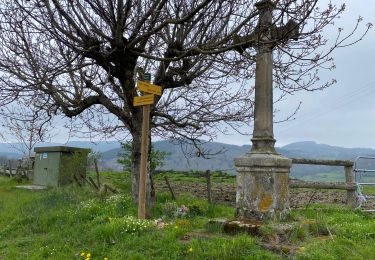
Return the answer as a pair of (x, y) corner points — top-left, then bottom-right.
(154, 173), (375, 211)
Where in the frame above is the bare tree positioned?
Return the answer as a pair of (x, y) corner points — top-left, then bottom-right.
(0, 102), (54, 157)
(0, 1), (370, 203)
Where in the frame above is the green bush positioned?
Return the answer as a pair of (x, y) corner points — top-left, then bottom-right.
(185, 199), (207, 217)
(117, 141), (168, 172)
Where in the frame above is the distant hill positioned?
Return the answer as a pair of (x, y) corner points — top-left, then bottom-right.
(101, 141), (250, 172)
(100, 140), (375, 177)
(62, 141), (121, 152)
(277, 141), (375, 178)
(0, 152), (22, 165)
(1, 140), (375, 179)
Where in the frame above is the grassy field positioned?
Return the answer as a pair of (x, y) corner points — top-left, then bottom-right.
(0, 173), (374, 259)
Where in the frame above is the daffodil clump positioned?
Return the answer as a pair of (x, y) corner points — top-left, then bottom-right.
(79, 251), (108, 260)
(79, 251), (91, 260)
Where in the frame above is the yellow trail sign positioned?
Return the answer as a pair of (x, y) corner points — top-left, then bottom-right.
(133, 94), (154, 106)
(137, 80), (162, 96)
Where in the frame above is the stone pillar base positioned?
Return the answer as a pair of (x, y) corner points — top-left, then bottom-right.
(234, 152), (292, 221)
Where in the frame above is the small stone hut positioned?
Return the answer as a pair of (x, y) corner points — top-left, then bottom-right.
(33, 146), (90, 187)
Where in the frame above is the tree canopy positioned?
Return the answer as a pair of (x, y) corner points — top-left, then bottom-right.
(0, 0), (370, 200)
(0, 0), (370, 143)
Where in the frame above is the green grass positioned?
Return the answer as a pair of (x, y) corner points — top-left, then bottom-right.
(0, 175), (374, 259)
(289, 205), (375, 259)
(0, 176), (274, 259)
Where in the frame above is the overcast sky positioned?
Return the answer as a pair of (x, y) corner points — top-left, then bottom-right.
(217, 0), (375, 149)
(7, 1), (372, 149)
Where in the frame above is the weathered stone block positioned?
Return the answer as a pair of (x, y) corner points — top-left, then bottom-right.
(234, 152), (292, 220)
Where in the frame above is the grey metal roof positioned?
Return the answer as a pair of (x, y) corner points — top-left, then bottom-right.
(34, 146), (90, 153)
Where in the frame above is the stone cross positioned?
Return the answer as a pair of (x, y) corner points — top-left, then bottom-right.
(234, 0), (300, 220)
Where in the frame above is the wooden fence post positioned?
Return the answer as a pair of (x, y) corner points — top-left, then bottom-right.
(206, 170), (212, 203)
(164, 176), (176, 200)
(345, 165), (357, 208)
(94, 159), (101, 188)
(8, 160), (12, 176)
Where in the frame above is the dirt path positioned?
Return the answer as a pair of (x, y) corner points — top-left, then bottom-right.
(155, 181), (375, 210)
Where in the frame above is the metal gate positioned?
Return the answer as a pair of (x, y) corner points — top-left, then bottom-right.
(354, 156), (375, 212)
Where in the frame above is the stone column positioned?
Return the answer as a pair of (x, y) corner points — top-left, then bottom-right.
(251, 47), (276, 153)
(234, 0), (292, 220)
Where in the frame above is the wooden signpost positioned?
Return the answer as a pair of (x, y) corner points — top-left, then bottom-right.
(133, 94), (154, 106)
(133, 76), (162, 219)
(137, 81), (162, 96)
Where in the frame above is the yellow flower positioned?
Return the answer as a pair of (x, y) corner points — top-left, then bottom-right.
(104, 258), (108, 260)
(86, 253), (91, 258)
(174, 225), (178, 229)
(80, 252), (85, 256)
(85, 258), (90, 260)
(188, 247), (193, 253)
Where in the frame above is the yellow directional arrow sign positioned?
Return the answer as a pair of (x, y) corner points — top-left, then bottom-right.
(137, 80), (162, 96)
(133, 94), (154, 106)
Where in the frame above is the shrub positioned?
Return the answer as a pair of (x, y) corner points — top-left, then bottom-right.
(117, 141), (168, 172)
(186, 200), (207, 217)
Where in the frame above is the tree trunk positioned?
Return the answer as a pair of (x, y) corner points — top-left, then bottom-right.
(131, 129), (156, 208)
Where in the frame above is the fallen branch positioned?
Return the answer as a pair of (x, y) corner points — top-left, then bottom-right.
(88, 176), (99, 190)
(73, 175), (82, 187)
